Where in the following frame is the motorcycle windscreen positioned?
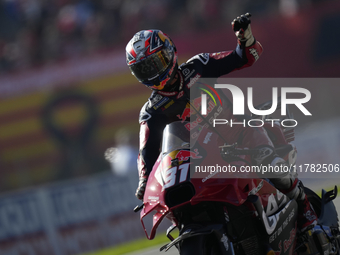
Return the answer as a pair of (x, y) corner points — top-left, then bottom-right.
(161, 121), (201, 155)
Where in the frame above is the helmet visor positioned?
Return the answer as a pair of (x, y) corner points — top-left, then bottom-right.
(129, 48), (173, 82)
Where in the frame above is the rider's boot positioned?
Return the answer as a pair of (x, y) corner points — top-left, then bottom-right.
(280, 179), (318, 232)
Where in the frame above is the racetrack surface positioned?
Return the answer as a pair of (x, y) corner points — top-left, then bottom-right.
(128, 180), (340, 255)
(125, 243), (178, 255)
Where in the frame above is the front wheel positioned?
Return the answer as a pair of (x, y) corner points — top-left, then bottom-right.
(179, 234), (224, 255)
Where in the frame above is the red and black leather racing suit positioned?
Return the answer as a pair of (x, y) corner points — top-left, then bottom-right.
(137, 40), (276, 181)
(135, 25), (316, 234)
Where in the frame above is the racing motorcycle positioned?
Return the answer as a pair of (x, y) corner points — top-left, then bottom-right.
(134, 105), (340, 255)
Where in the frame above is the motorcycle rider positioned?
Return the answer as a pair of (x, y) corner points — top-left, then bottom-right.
(126, 14), (317, 232)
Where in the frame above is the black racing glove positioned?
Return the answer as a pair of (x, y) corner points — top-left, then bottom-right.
(232, 13), (255, 47)
(135, 177), (148, 200)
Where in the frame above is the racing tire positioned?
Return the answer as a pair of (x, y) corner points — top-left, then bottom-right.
(179, 234), (223, 255)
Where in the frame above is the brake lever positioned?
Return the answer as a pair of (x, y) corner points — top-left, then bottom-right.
(133, 204), (144, 213)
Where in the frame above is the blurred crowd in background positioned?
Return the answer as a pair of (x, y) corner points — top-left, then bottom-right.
(0, 0), (340, 253)
(0, 0), (339, 190)
(0, 0), (329, 74)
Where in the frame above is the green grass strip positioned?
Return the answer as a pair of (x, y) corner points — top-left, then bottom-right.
(81, 230), (178, 255)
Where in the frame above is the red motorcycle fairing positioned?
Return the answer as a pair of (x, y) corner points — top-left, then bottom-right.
(141, 173), (293, 238)
(140, 153), (170, 240)
(140, 123), (296, 246)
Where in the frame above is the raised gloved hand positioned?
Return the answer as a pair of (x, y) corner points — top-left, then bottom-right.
(135, 176), (148, 200)
(232, 13), (255, 47)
